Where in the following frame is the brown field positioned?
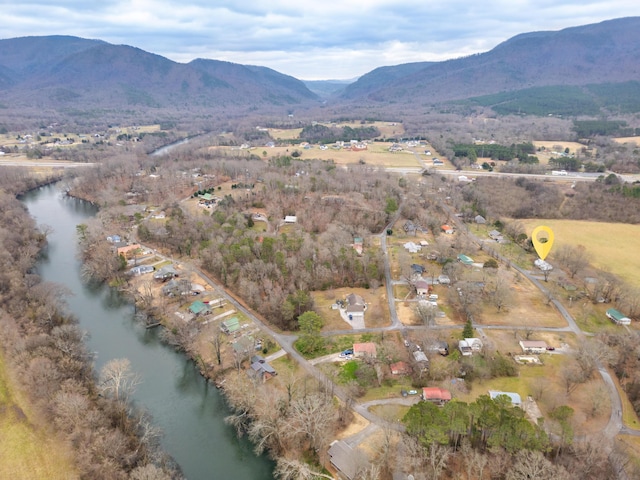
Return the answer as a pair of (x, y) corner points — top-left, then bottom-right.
(520, 219), (640, 285)
(209, 142), (422, 168)
(532, 140), (591, 155)
(613, 136), (640, 146)
(312, 286), (390, 331)
(0, 352), (77, 479)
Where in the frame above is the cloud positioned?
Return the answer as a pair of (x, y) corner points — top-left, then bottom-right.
(2, 1), (639, 79)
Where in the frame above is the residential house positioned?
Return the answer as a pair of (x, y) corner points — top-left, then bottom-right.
(284, 215), (297, 223)
(161, 278), (184, 296)
(415, 280), (431, 296)
(411, 264), (425, 275)
(519, 340), (548, 354)
(441, 225), (454, 234)
(353, 342), (377, 359)
(458, 338), (483, 356)
(422, 387), (452, 405)
(117, 243), (141, 259)
(489, 390), (522, 408)
(221, 316), (241, 334)
(534, 259), (553, 271)
(352, 237), (364, 255)
(188, 300), (211, 317)
(249, 355), (277, 382)
(457, 254), (474, 265)
(474, 215), (486, 224)
(129, 265), (154, 276)
(488, 230), (504, 242)
(328, 441), (367, 480)
(437, 274), (451, 285)
(345, 293), (366, 321)
(106, 234), (122, 243)
(403, 241), (421, 253)
(153, 265), (178, 281)
(606, 308), (631, 325)
(390, 361), (412, 376)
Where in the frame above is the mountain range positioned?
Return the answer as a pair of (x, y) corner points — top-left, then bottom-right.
(0, 17), (639, 116)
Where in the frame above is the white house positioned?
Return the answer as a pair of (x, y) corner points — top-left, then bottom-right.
(519, 340), (548, 354)
(284, 215), (297, 223)
(458, 338), (483, 356)
(345, 293), (366, 321)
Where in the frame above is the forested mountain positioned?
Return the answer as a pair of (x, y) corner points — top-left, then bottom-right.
(341, 17), (640, 106)
(0, 36), (319, 111)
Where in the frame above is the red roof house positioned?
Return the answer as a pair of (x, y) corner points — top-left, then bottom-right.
(390, 361), (412, 375)
(422, 387), (452, 405)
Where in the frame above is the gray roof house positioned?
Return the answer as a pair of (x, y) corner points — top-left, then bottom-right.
(328, 440), (367, 480)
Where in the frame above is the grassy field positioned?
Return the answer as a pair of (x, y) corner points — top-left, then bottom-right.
(520, 219), (640, 285)
(0, 352), (77, 479)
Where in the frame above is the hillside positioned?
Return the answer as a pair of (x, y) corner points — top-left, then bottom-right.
(340, 17), (640, 108)
(0, 36), (319, 112)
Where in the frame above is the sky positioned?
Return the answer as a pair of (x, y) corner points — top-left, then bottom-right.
(2, 1), (639, 80)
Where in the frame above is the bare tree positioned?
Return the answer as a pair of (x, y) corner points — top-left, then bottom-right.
(506, 450), (570, 480)
(274, 457), (334, 480)
(210, 331), (223, 366)
(98, 358), (141, 403)
(486, 270), (515, 313)
(555, 244), (589, 279)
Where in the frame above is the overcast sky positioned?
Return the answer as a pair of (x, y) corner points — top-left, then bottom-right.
(2, 1), (639, 80)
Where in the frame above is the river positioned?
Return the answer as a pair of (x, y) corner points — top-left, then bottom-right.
(22, 184), (274, 480)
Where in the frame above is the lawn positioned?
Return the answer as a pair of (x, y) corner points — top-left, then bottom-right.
(0, 352), (77, 479)
(520, 219), (640, 285)
(454, 353), (610, 435)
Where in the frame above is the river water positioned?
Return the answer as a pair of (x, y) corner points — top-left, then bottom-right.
(22, 185), (274, 480)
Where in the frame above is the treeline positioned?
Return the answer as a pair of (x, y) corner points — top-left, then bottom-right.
(401, 395), (619, 480)
(573, 119), (639, 138)
(299, 124), (381, 143)
(0, 187), (178, 479)
(452, 142), (536, 162)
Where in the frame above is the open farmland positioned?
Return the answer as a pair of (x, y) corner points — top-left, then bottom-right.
(520, 219), (640, 285)
(210, 142), (423, 169)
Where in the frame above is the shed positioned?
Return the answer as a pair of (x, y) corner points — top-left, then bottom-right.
(489, 390), (522, 408)
(606, 308), (631, 326)
(221, 317), (241, 334)
(422, 387), (452, 405)
(519, 340), (548, 354)
(441, 225), (454, 234)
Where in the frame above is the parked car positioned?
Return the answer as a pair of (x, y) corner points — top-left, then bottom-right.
(401, 389), (408, 397)
(408, 390), (418, 395)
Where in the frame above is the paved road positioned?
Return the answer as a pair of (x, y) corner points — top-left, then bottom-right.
(440, 199), (635, 442)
